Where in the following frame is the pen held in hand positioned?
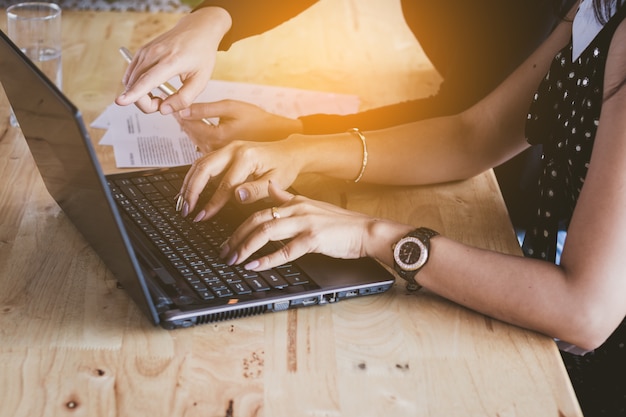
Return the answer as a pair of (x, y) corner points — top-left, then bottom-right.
(118, 47), (217, 126)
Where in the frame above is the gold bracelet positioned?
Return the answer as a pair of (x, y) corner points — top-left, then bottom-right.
(348, 128), (368, 183)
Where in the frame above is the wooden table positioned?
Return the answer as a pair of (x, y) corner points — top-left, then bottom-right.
(0, 6), (582, 417)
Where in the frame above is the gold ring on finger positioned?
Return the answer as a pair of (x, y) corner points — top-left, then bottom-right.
(271, 206), (281, 219)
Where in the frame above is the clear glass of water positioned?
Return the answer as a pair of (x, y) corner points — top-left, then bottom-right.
(6, 2), (62, 127)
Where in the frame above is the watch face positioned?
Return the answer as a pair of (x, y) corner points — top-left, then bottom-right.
(394, 237), (428, 271)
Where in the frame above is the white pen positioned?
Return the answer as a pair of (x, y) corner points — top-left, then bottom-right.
(119, 47), (216, 126)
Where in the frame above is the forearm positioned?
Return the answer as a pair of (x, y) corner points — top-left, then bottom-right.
(298, 97), (470, 135)
(364, 218), (598, 350)
(193, 0), (317, 50)
(289, 113), (507, 186)
(362, 117), (496, 185)
(181, 7), (232, 50)
(415, 237), (596, 348)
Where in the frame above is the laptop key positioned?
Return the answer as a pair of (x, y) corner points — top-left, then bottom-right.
(283, 273), (308, 286)
(184, 275), (201, 285)
(163, 172), (182, 180)
(197, 290), (215, 301)
(276, 265), (309, 285)
(260, 271), (289, 289)
(136, 183), (158, 195)
(237, 268), (259, 280)
(229, 281), (252, 295)
(131, 177), (150, 185)
(246, 277), (270, 292)
(147, 174), (166, 182)
(190, 282), (208, 292)
(152, 181), (178, 197)
(276, 264), (301, 276)
(212, 286), (234, 298)
(120, 184), (141, 200)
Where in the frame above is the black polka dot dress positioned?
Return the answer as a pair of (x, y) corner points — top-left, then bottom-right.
(523, 33), (604, 262)
(522, 4), (625, 415)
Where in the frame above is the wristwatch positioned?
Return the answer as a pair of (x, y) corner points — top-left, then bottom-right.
(392, 227), (439, 290)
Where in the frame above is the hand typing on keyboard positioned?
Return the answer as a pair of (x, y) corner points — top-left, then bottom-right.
(215, 181), (409, 273)
(178, 138), (304, 221)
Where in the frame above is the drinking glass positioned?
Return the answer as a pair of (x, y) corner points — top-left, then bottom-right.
(6, 2), (62, 127)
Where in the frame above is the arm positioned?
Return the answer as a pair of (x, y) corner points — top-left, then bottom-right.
(218, 16), (626, 351)
(300, 16), (576, 186)
(193, 0), (318, 51)
(178, 0), (561, 147)
(180, 12), (573, 218)
(298, 0), (566, 134)
(185, 8), (626, 349)
(410, 19), (626, 350)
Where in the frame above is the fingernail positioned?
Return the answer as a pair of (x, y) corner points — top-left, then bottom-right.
(193, 210), (206, 223)
(182, 201), (189, 218)
(179, 108), (191, 118)
(161, 104), (173, 115)
(244, 260), (261, 270)
(237, 188), (249, 202)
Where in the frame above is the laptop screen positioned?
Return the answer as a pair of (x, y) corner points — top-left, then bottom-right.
(0, 29), (159, 323)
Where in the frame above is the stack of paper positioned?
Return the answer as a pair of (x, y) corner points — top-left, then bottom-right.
(92, 79), (360, 168)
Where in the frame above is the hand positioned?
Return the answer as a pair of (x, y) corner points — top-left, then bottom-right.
(178, 138), (304, 221)
(175, 100), (304, 153)
(219, 182), (407, 271)
(115, 7), (232, 115)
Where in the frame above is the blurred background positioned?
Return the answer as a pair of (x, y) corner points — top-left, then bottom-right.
(0, 0), (202, 12)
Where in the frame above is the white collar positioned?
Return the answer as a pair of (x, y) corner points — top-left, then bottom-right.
(572, 0), (606, 61)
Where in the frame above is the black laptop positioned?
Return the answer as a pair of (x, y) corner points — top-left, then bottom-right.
(0, 30), (395, 329)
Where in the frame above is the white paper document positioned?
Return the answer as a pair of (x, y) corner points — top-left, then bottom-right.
(93, 79), (360, 168)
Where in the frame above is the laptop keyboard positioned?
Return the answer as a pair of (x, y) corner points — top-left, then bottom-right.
(107, 170), (311, 302)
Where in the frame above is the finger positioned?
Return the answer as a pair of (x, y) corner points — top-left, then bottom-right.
(131, 94), (163, 114)
(195, 174), (241, 220)
(178, 101), (227, 120)
(228, 212), (310, 270)
(204, 145), (274, 206)
(181, 145), (255, 220)
(267, 180), (294, 204)
(179, 154), (221, 216)
(203, 163), (271, 218)
(175, 115), (220, 152)
(123, 50), (164, 89)
(233, 174), (279, 205)
(224, 206), (284, 258)
(160, 75), (210, 114)
(118, 66), (180, 107)
(248, 238), (312, 270)
(121, 46), (151, 86)
(121, 55), (138, 87)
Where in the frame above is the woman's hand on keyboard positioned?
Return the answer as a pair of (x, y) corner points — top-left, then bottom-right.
(219, 181), (412, 271)
(178, 138), (304, 221)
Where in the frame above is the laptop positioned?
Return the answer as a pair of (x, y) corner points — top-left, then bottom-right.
(0, 29), (395, 329)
